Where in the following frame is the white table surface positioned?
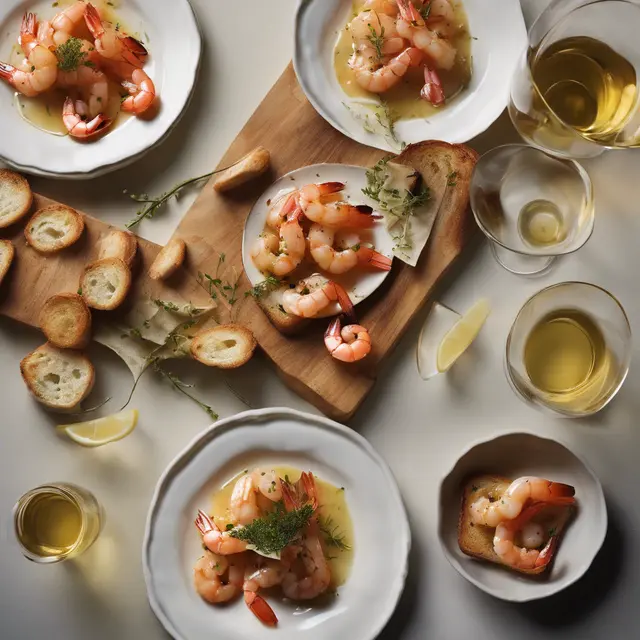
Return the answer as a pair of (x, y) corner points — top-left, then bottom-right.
(1, 1), (638, 638)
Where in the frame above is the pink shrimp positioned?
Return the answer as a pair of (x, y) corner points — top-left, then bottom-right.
(298, 182), (380, 228)
(194, 550), (245, 604)
(350, 46), (423, 94)
(325, 317), (372, 363)
(308, 224), (392, 274)
(281, 275), (354, 319)
(421, 66), (445, 105)
(84, 2), (148, 67)
(62, 96), (111, 138)
(101, 60), (156, 115)
(194, 509), (248, 555)
(243, 555), (286, 627)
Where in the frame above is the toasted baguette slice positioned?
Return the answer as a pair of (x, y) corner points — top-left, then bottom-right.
(39, 293), (92, 349)
(190, 324), (257, 368)
(0, 239), (15, 285)
(255, 284), (309, 335)
(98, 229), (138, 267)
(80, 258), (131, 310)
(25, 204), (85, 253)
(458, 475), (575, 576)
(20, 343), (95, 410)
(0, 169), (32, 228)
(149, 237), (186, 281)
(213, 147), (271, 193)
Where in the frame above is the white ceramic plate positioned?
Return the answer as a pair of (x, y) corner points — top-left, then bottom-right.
(242, 164), (394, 318)
(294, 0), (528, 152)
(143, 408), (410, 640)
(0, 0), (200, 179)
(438, 432), (607, 602)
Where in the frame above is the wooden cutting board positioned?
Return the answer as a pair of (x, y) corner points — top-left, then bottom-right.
(0, 64), (475, 421)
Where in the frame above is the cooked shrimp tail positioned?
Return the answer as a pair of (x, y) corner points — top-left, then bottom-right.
(20, 12), (39, 56)
(421, 66), (446, 106)
(120, 68), (156, 115)
(325, 317), (372, 363)
(299, 183), (381, 228)
(244, 591), (278, 626)
(357, 247), (393, 270)
(195, 509), (248, 555)
(281, 471), (318, 512)
(62, 96), (111, 138)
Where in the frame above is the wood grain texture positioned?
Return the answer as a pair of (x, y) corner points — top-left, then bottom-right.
(170, 64), (477, 420)
(0, 64), (476, 422)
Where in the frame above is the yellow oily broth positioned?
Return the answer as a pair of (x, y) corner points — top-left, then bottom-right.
(8, 0), (136, 136)
(210, 466), (355, 589)
(334, 0), (473, 120)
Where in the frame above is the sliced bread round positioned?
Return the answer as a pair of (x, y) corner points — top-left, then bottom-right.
(98, 229), (138, 267)
(25, 204), (85, 253)
(190, 324), (257, 369)
(0, 239), (15, 285)
(0, 169), (32, 229)
(149, 237), (186, 281)
(80, 257), (132, 310)
(39, 293), (92, 349)
(20, 343), (95, 410)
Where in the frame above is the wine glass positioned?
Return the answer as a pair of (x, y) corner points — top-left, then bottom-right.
(470, 144), (594, 275)
(509, 0), (640, 158)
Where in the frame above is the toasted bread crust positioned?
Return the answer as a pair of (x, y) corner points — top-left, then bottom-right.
(149, 237), (186, 281)
(39, 293), (92, 349)
(0, 239), (15, 285)
(98, 229), (138, 267)
(213, 147), (271, 192)
(255, 285), (309, 335)
(80, 258), (132, 310)
(20, 343), (95, 410)
(458, 474), (575, 576)
(0, 169), (33, 228)
(190, 324), (257, 369)
(24, 204), (85, 253)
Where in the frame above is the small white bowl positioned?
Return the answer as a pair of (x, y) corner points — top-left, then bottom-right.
(438, 432), (607, 602)
(242, 163), (394, 317)
(0, 0), (201, 179)
(143, 408), (410, 640)
(294, 0), (528, 152)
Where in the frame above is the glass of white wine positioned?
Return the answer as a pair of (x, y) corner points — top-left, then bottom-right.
(509, 0), (640, 158)
(13, 483), (103, 564)
(506, 282), (631, 417)
(470, 144), (594, 275)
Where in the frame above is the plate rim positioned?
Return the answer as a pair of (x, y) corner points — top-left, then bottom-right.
(142, 406), (411, 640)
(0, 0), (202, 179)
(437, 430), (608, 602)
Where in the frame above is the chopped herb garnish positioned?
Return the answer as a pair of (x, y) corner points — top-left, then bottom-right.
(55, 37), (87, 72)
(419, 2), (432, 20)
(153, 299), (180, 312)
(549, 527), (557, 536)
(319, 515), (351, 552)
(77, 287), (83, 295)
(226, 523), (234, 531)
(229, 503), (314, 555)
(245, 275), (281, 299)
(366, 21), (385, 61)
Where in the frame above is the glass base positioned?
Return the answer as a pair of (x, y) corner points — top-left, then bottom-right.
(490, 242), (555, 276)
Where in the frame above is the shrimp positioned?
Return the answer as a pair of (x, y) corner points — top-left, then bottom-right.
(230, 470), (283, 526)
(100, 59), (156, 115)
(0, 15), (57, 97)
(266, 191), (299, 230)
(423, 0), (459, 38)
(58, 65), (110, 118)
(351, 46), (423, 93)
(325, 317), (372, 363)
(421, 65), (445, 106)
(251, 204), (306, 277)
(308, 224), (392, 274)
(62, 96), (111, 138)
(396, 0), (457, 70)
(349, 11), (405, 56)
(470, 477), (576, 528)
(243, 555), (287, 627)
(282, 275), (353, 319)
(298, 183), (380, 228)
(84, 2), (148, 67)
(52, 1), (89, 36)
(194, 550), (244, 604)
(493, 503), (559, 571)
(195, 509), (248, 555)
(280, 471), (319, 513)
(361, 0), (399, 16)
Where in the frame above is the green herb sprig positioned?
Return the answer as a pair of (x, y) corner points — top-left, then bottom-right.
(198, 254), (240, 306)
(366, 19), (385, 61)
(245, 275), (282, 300)
(55, 37), (93, 72)
(229, 503), (314, 555)
(318, 515), (351, 552)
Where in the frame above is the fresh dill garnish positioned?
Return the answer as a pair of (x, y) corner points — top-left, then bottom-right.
(318, 515), (351, 552)
(362, 156), (429, 253)
(55, 37), (87, 72)
(419, 2), (432, 20)
(366, 19), (385, 60)
(125, 162), (245, 229)
(229, 503), (314, 555)
(245, 275), (282, 299)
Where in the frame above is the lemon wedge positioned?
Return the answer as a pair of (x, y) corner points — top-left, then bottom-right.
(58, 409), (138, 447)
(436, 299), (491, 372)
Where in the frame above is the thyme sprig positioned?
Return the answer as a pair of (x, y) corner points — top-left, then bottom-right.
(319, 515), (351, 552)
(366, 17), (385, 61)
(197, 253), (240, 306)
(245, 275), (282, 299)
(125, 162), (242, 229)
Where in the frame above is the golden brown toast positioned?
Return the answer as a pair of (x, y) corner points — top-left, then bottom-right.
(458, 474), (575, 576)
